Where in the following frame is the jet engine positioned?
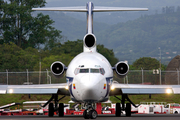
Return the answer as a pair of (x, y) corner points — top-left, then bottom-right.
(114, 61), (129, 78)
(84, 34), (96, 48)
(83, 34), (97, 52)
(50, 61), (66, 77)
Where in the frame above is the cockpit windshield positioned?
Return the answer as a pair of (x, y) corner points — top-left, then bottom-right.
(74, 68), (105, 75)
(79, 69), (89, 73)
(90, 69), (99, 73)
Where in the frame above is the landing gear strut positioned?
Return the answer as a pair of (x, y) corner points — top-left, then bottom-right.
(115, 94), (138, 117)
(49, 103), (54, 117)
(41, 94), (66, 117)
(115, 103), (121, 117)
(83, 103), (98, 119)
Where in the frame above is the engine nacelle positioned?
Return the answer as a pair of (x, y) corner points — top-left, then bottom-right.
(50, 61), (66, 77)
(83, 34), (96, 52)
(114, 61), (129, 78)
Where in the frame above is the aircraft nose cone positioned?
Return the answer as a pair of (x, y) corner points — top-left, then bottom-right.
(80, 74), (104, 102)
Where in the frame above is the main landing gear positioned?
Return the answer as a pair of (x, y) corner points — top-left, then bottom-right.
(83, 103), (98, 119)
(41, 94), (66, 117)
(114, 94), (139, 117)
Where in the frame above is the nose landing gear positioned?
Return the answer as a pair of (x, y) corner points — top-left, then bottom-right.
(83, 103), (98, 119)
(83, 109), (98, 119)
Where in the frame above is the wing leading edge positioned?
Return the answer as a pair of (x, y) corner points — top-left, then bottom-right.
(0, 83), (69, 95)
(110, 82), (180, 96)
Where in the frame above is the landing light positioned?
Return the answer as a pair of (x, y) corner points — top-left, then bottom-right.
(65, 86), (69, 90)
(111, 86), (115, 90)
(166, 88), (172, 94)
(9, 89), (13, 93)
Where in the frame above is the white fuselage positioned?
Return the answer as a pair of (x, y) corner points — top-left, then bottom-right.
(66, 52), (113, 103)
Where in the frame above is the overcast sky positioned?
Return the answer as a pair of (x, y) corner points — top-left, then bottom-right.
(45, 0), (180, 9)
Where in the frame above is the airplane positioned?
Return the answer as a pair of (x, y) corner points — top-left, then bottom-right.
(1, 2), (180, 119)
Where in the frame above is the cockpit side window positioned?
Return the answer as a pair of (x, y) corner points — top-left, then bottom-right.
(74, 68), (80, 75)
(100, 68), (105, 75)
(79, 69), (89, 73)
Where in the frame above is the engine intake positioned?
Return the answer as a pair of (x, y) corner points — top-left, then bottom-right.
(114, 61), (129, 78)
(84, 34), (96, 48)
(50, 61), (66, 77)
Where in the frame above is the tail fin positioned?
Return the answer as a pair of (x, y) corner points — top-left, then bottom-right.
(32, 6), (87, 12)
(32, 2), (148, 53)
(32, 4), (148, 34)
(93, 6), (148, 12)
(32, 6), (148, 12)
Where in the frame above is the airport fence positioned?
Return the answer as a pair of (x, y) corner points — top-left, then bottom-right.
(0, 70), (179, 85)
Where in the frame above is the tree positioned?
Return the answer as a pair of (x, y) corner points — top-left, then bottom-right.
(33, 54), (73, 71)
(97, 44), (119, 66)
(0, 0), (4, 37)
(0, 42), (39, 71)
(1, 0), (62, 49)
(50, 40), (83, 57)
(49, 40), (119, 66)
(132, 57), (160, 70)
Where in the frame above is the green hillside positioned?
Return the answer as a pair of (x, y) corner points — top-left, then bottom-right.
(36, 11), (109, 41)
(96, 11), (180, 64)
(38, 8), (180, 65)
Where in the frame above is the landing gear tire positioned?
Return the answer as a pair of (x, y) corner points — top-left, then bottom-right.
(89, 110), (98, 119)
(83, 109), (89, 119)
(125, 103), (131, 117)
(115, 103), (121, 117)
(58, 103), (64, 117)
(49, 103), (54, 117)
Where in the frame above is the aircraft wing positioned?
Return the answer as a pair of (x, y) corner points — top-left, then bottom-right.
(0, 83), (69, 95)
(110, 82), (180, 96)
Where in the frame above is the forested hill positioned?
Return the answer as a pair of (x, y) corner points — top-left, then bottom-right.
(36, 11), (109, 41)
(96, 10), (180, 64)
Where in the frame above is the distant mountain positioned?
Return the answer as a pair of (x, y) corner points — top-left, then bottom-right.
(37, 11), (109, 41)
(96, 11), (180, 64)
(35, 6), (180, 65)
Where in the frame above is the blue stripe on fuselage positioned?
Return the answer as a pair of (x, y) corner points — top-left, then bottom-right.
(105, 77), (113, 97)
(66, 77), (75, 98)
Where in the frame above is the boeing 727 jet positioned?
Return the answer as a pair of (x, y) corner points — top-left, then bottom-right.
(1, 2), (180, 119)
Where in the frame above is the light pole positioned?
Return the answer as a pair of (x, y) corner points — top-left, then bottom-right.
(6, 69), (8, 85)
(177, 68), (179, 85)
(38, 50), (41, 84)
(141, 68), (144, 84)
(26, 69), (29, 84)
(158, 47), (161, 85)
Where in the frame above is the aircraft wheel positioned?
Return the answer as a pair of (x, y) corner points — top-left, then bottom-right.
(49, 103), (54, 117)
(83, 109), (89, 119)
(115, 103), (121, 117)
(125, 103), (131, 117)
(59, 103), (64, 117)
(89, 110), (98, 119)
(174, 111), (178, 114)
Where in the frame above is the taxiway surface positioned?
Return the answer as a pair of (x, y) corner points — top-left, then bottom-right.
(1, 114), (180, 120)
